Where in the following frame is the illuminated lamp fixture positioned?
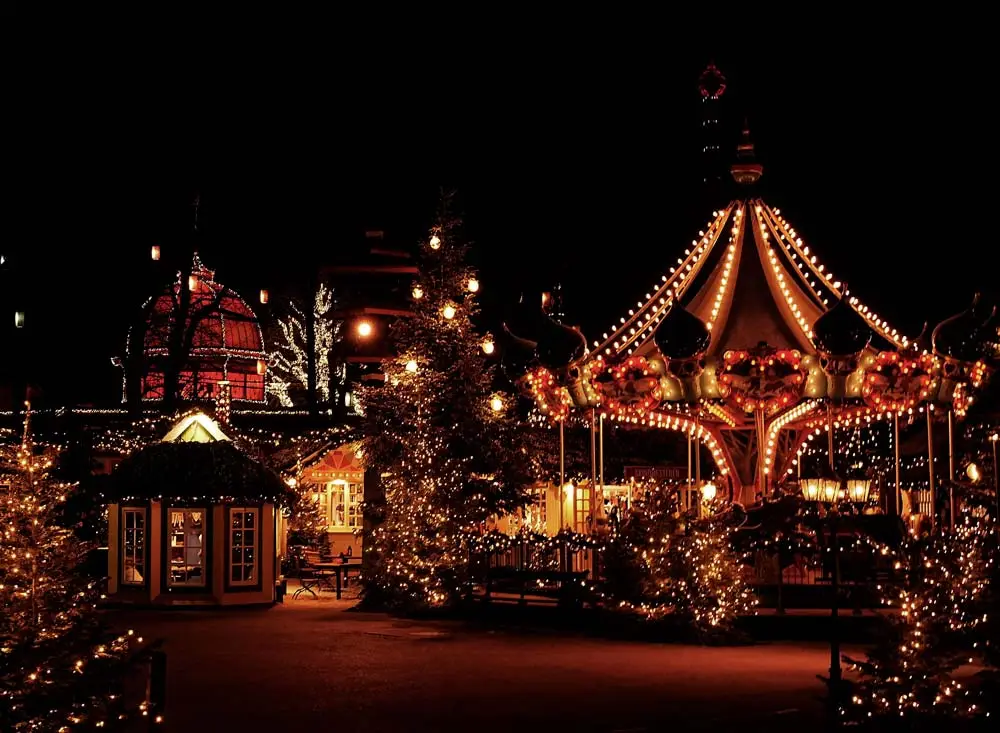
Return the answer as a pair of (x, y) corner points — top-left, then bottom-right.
(188, 274), (199, 291)
(151, 245), (161, 261)
(256, 359), (267, 376)
(405, 359), (418, 373)
(429, 234), (441, 250)
(442, 303), (457, 320)
(481, 336), (495, 355)
(966, 462), (981, 483)
(412, 285), (424, 300)
(845, 479), (872, 503)
(801, 462), (842, 504)
(285, 477), (298, 488)
(701, 483), (717, 502)
(490, 395), (504, 412)
(356, 320), (374, 338)
(259, 289), (269, 304)
(14, 311), (25, 328)
(467, 278), (480, 293)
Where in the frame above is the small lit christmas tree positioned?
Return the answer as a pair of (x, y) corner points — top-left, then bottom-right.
(357, 191), (534, 610)
(1, 405), (146, 729)
(606, 490), (754, 640)
(841, 511), (994, 727)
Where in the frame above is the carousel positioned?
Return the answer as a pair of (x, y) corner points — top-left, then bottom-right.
(509, 128), (999, 517)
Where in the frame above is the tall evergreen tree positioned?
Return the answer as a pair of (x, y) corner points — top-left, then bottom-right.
(358, 192), (534, 610)
(1, 406), (144, 729)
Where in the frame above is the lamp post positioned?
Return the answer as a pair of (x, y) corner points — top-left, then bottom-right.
(800, 470), (872, 688)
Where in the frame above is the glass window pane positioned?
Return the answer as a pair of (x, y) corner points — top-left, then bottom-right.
(243, 512), (254, 528)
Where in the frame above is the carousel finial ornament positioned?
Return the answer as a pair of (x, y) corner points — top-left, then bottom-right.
(811, 284), (873, 399)
(931, 293), (997, 407)
(653, 303), (711, 400)
(730, 120), (764, 185)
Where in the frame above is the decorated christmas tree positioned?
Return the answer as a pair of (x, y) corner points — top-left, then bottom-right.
(606, 489), (755, 640)
(357, 191), (534, 610)
(1, 405), (146, 729)
(841, 511), (994, 728)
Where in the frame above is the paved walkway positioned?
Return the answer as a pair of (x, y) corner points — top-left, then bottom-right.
(107, 598), (863, 732)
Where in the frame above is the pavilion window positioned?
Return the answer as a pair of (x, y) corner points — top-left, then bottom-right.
(121, 507), (146, 585)
(229, 507), (258, 586)
(168, 509), (206, 587)
(324, 480), (363, 530)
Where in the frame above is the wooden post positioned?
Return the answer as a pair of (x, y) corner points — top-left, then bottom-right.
(590, 409), (598, 517)
(927, 408), (936, 529)
(686, 430), (693, 511)
(827, 403), (835, 471)
(559, 420), (565, 531)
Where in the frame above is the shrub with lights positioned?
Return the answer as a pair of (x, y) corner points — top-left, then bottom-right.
(357, 192), (535, 610)
(838, 509), (997, 728)
(1, 407), (148, 730)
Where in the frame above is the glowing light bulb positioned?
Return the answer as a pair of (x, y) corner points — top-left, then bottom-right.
(490, 396), (504, 412)
(412, 285), (423, 300)
(405, 360), (418, 373)
(467, 278), (479, 293)
(442, 304), (456, 319)
(151, 245), (161, 261)
(356, 320), (373, 338)
(429, 234), (441, 249)
(481, 338), (495, 355)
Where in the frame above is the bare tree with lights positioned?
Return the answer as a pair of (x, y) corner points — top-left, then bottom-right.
(266, 283), (345, 407)
(357, 191), (534, 610)
(1, 405), (145, 729)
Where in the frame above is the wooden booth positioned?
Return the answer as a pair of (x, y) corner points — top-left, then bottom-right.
(106, 413), (291, 606)
(293, 442), (366, 558)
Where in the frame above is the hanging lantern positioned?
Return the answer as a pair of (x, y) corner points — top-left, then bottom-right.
(442, 303), (457, 320)
(257, 359), (267, 376)
(429, 234), (441, 250)
(467, 278), (480, 293)
(260, 289), (269, 304)
(701, 483), (717, 502)
(151, 245), (161, 261)
(412, 285), (424, 300)
(481, 336), (495, 355)
(490, 395), (504, 412)
(845, 479), (872, 503)
(14, 311), (25, 329)
(188, 275), (199, 291)
(356, 320), (373, 338)
(405, 359), (418, 373)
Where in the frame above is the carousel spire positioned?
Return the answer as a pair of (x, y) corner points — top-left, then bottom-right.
(730, 120), (763, 185)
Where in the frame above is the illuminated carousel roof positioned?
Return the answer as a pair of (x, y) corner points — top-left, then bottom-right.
(589, 131), (903, 365)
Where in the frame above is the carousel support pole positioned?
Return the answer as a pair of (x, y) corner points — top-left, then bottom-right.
(992, 435), (999, 524)
(559, 419), (566, 531)
(687, 429), (693, 511)
(827, 403), (835, 471)
(598, 413), (605, 498)
(894, 411), (902, 517)
(947, 410), (956, 531)
(695, 413), (702, 486)
(590, 407), (604, 529)
(927, 408), (936, 530)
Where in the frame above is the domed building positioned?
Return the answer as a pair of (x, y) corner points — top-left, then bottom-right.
(126, 253), (267, 404)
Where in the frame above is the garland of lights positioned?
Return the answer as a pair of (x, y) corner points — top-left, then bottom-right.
(862, 351), (938, 413)
(525, 366), (573, 423)
(591, 355), (663, 420)
(718, 347), (806, 414)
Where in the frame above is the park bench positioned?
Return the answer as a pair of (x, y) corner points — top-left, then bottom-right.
(482, 567), (589, 609)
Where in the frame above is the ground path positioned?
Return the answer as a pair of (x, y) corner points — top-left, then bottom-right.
(108, 600), (862, 732)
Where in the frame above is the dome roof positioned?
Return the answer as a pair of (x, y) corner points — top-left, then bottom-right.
(143, 254), (265, 359)
(932, 293), (994, 362)
(811, 293), (872, 356)
(654, 303), (711, 360)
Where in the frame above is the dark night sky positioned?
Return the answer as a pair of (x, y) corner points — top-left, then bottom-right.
(3, 18), (997, 406)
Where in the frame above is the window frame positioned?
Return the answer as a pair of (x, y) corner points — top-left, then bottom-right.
(119, 505), (148, 588)
(324, 480), (363, 532)
(164, 506), (210, 591)
(226, 506), (263, 592)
